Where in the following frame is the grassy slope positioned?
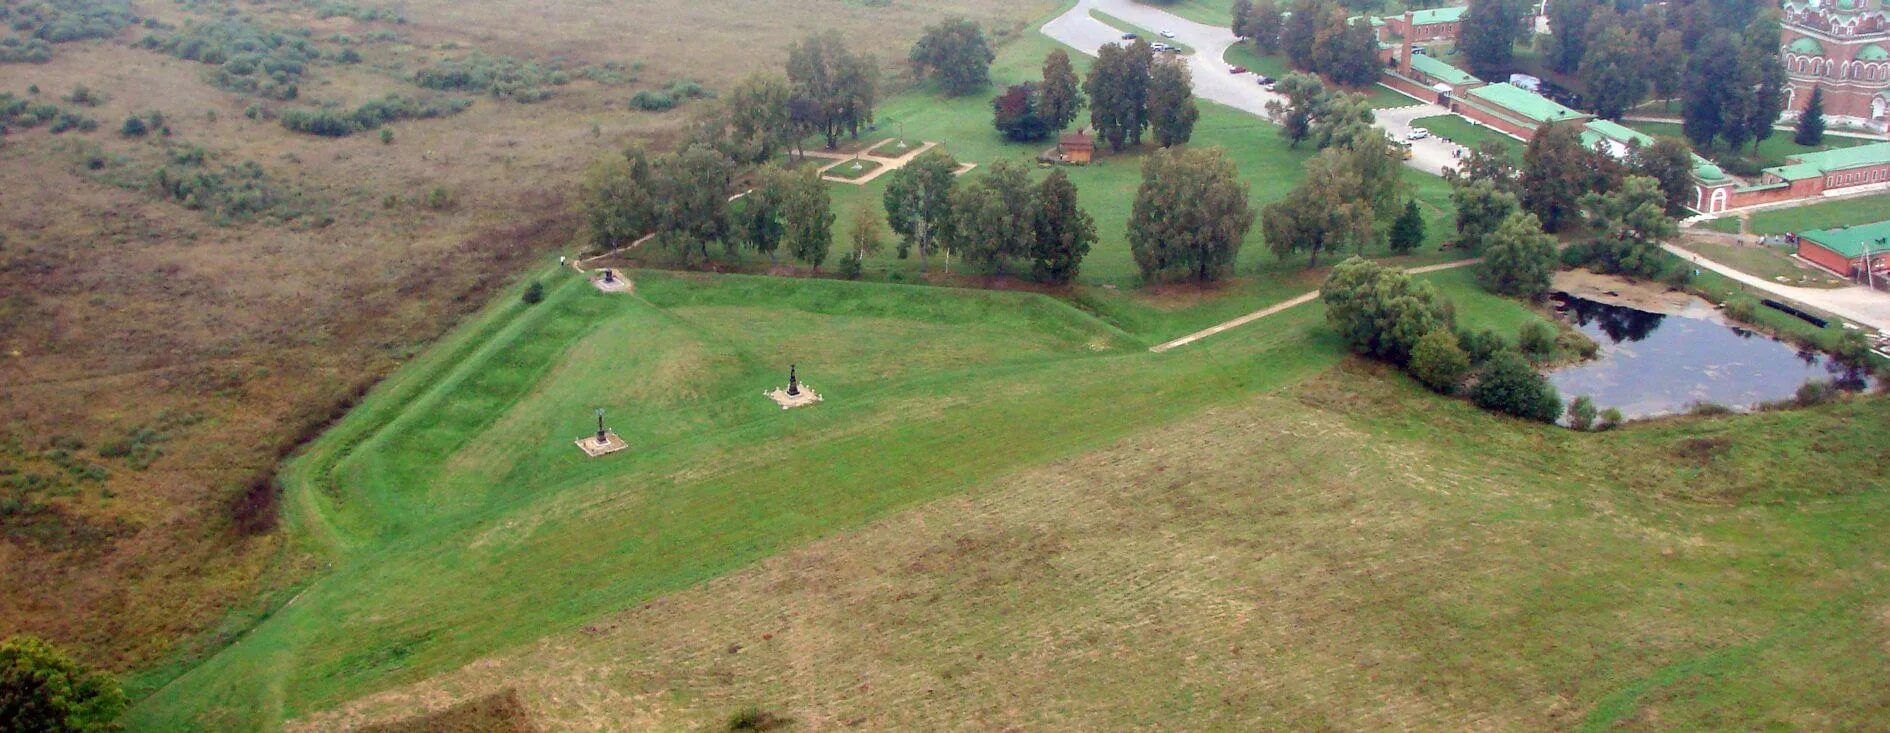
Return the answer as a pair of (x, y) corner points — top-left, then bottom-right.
(295, 359), (1890, 731)
(126, 267), (1355, 728)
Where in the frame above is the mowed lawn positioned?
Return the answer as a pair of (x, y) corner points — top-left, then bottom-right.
(1413, 113), (1523, 157)
(126, 266), (1353, 729)
(288, 306), (1890, 730)
(1740, 192), (1890, 235)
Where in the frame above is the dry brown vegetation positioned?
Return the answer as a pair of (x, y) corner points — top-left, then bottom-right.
(0, 0), (1056, 674)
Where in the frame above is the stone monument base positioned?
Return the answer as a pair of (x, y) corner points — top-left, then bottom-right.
(592, 270), (632, 293)
(575, 431), (629, 457)
(765, 386), (823, 409)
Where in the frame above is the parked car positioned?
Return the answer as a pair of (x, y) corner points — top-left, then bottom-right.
(1121, 32), (1138, 40)
(1230, 66), (1248, 74)
(1407, 129), (1431, 141)
(1160, 29), (1176, 38)
(1413, 47), (1427, 55)
(1151, 42), (1172, 51)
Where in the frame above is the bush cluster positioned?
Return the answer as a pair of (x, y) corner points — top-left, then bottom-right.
(137, 18), (319, 100)
(0, 0), (137, 58)
(279, 94), (470, 137)
(0, 35), (53, 63)
(0, 92), (96, 135)
(629, 79), (709, 111)
(413, 53), (578, 103)
(300, 0), (406, 24)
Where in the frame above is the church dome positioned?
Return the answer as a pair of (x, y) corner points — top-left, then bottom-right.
(1858, 44), (1890, 61)
(1790, 37), (1827, 56)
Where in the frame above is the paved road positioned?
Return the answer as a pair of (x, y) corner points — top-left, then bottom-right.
(1663, 243), (1890, 332)
(1039, 0), (1464, 175)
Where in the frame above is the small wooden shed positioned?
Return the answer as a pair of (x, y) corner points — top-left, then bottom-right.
(1058, 129), (1095, 164)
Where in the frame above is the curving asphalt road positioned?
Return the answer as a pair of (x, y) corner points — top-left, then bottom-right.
(1039, 0), (1466, 175)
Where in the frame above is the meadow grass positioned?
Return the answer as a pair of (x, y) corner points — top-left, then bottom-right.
(126, 266), (1349, 728)
(1738, 192), (1890, 235)
(1413, 113), (1522, 157)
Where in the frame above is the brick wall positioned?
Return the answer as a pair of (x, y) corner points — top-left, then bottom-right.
(1800, 241), (1859, 274)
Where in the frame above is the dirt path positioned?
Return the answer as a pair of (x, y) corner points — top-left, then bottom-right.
(812, 140), (940, 185)
(1149, 258), (1483, 353)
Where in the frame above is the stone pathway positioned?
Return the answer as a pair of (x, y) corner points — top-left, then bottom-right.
(806, 140), (941, 185)
(1148, 258), (1483, 353)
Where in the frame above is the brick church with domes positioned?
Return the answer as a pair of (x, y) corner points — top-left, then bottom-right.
(1781, 0), (1890, 131)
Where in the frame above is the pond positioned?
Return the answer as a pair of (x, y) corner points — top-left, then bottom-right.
(1545, 294), (1875, 420)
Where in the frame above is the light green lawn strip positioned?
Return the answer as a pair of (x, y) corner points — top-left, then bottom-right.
(1740, 192), (1890, 236)
(1412, 114), (1522, 157)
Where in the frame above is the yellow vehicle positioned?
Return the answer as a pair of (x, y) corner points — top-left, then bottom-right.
(1395, 142), (1414, 160)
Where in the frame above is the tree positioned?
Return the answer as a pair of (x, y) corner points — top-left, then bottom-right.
(781, 168), (834, 269)
(1681, 30), (1738, 148)
(1265, 72), (1326, 147)
(651, 144), (736, 263)
(947, 159), (1034, 273)
(1231, 0), (1255, 37)
(1408, 328), (1471, 393)
(1128, 147), (1255, 282)
(1321, 257), (1456, 365)
(909, 17), (995, 96)
(1388, 199), (1426, 253)
(1447, 139), (1521, 194)
(1248, 0), (1285, 55)
(741, 164), (791, 262)
(850, 205), (886, 262)
(1031, 169), (1097, 285)
(1282, 0), (1323, 70)
(1519, 122), (1590, 232)
(788, 32), (878, 149)
(1318, 16), (1382, 87)
(1477, 210), (1558, 299)
(1264, 152), (1374, 268)
(1461, 0), (1529, 78)
(1740, 13), (1787, 155)
(1633, 137), (1695, 216)
(1566, 395), (1598, 430)
(727, 72), (796, 163)
(1471, 349), (1563, 422)
(1309, 90), (1376, 151)
(1580, 174), (1675, 278)
(1451, 178), (1520, 253)
(882, 148), (959, 271)
(1040, 49), (1085, 131)
(1148, 58), (1200, 147)
(1579, 25), (1648, 120)
(0, 635), (128, 733)
(1085, 41), (1154, 151)
(992, 82), (1052, 142)
(1647, 29), (1686, 111)
(581, 146), (655, 251)
(1795, 86), (1826, 147)
(1546, 0), (1598, 74)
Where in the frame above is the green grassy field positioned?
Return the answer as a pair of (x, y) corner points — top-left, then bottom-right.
(1622, 120), (1868, 169)
(1673, 240), (1848, 289)
(1412, 114), (1523, 157)
(1701, 216), (1744, 234)
(1738, 192), (1890, 235)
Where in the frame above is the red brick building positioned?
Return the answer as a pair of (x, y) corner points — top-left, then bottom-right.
(1689, 141), (1890, 214)
(1796, 220), (1890, 280)
(1378, 6), (1468, 44)
(1781, 0), (1890, 132)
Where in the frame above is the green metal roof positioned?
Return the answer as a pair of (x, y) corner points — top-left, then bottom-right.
(1858, 44), (1890, 61)
(1409, 6), (1468, 25)
(1582, 119), (1656, 147)
(1764, 141), (1890, 181)
(1789, 37), (1826, 55)
(1467, 83), (1590, 124)
(1409, 53), (1479, 86)
(1799, 220), (1890, 259)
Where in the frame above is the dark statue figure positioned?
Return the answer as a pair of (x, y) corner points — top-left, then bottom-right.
(787, 364), (800, 396)
(602, 269), (615, 283)
(595, 407), (607, 443)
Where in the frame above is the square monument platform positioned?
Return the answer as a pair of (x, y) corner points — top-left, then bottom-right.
(765, 386), (823, 409)
(592, 270), (632, 293)
(575, 431), (628, 457)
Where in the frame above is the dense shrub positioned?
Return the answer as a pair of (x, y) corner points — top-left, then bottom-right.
(1518, 321), (1555, 359)
(1471, 349), (1563, 423)
(279, 94), (471, 137)
(1565, 396), (1597, 430)
(1597, 407), (1623, 430)
(629, 90), (676, 111)
(1794, 379), (1837, 407)
(1408, 328), (1471, 393)
(138, 18), (318, 100)
(119, 115), (147, 137)
(0, 0), (136, 51)
(0, 93), (94, 135)
(412, 53), (575, 102)
(521, 281), (544, 304)
(0, 35), (53, 63)
(301, 0), (407, 24)
(1457, 328), (1505, 365)
(1321, 257), (1456, 365)
(0, 635), (128, 731)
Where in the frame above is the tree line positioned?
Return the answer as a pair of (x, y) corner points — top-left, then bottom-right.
(1234, 0), (1382, 87)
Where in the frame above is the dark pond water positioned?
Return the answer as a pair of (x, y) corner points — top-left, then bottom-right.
(1546, 294), (1875, 420)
